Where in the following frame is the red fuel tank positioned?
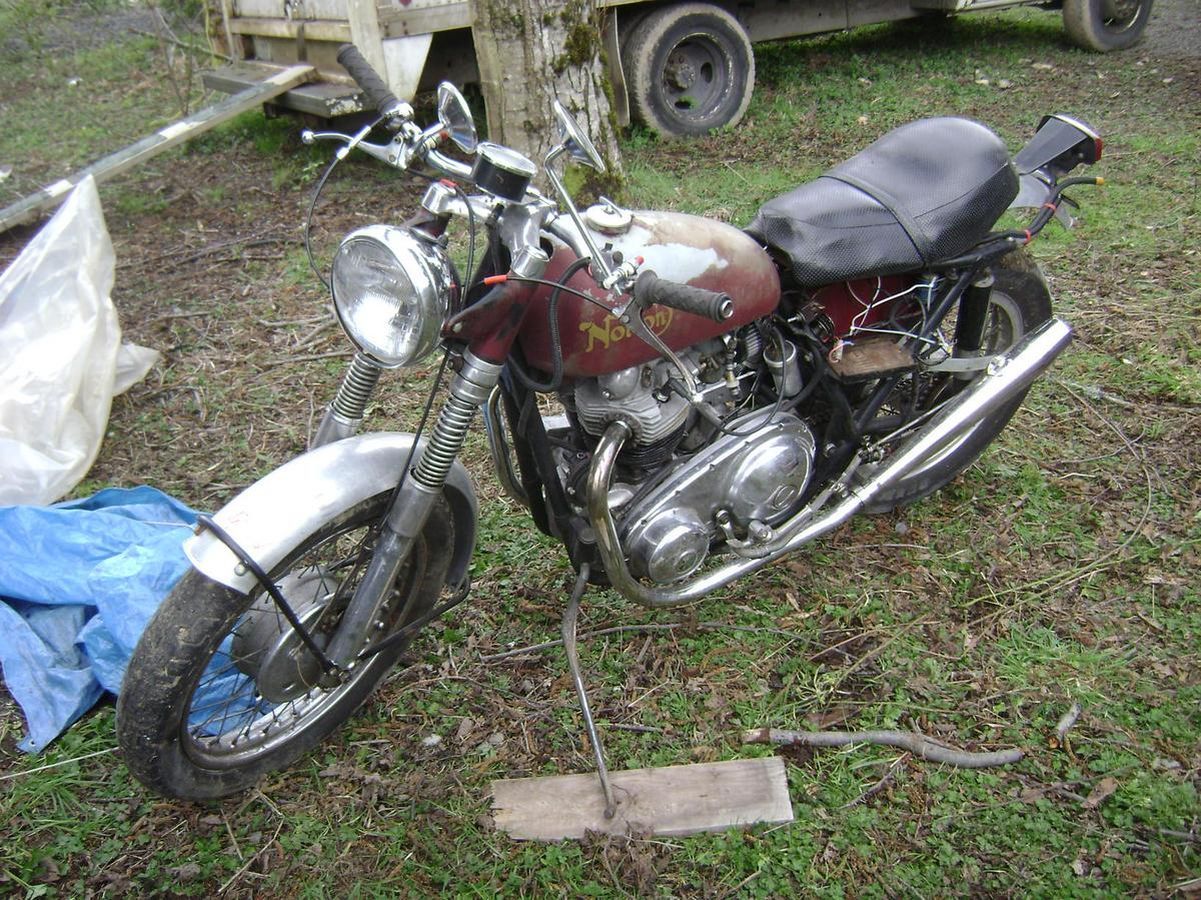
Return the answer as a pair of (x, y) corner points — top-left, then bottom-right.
(519, 209), (780, 379)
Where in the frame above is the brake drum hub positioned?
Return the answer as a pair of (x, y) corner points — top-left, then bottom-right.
(232, 568), (339, 704)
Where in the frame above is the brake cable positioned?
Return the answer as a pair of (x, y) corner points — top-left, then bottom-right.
(194, 513), (344, 676)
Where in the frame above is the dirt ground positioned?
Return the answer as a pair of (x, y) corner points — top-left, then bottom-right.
(1141, 0), (1201, 57)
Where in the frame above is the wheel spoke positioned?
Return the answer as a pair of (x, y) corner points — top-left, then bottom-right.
(174, 508), (422, 764)
(187, 680), (258, 720)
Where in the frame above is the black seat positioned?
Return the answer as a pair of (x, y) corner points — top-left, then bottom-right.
(745, 117), (1018, 287)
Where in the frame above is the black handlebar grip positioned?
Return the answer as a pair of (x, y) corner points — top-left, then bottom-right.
(336, 44), (403, 118)
(634, 270), (734, 322)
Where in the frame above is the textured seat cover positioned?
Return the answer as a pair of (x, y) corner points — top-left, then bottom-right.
(745, 118), (1018, 287)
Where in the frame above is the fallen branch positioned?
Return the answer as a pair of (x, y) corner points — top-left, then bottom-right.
(218, 819), (283, 894)
(1052, 702), (1083, 747)
(608, 723), (663, 735)
(743, 728), (1024, 769)
(1159, 828), (1200, 844)
(0, 747), (117, 781)
(125, 234), (291, 269)
(263, 350), (352, 366)
(132, 26), (236, 63)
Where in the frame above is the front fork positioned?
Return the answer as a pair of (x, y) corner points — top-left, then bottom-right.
(317, 349), (503, 672)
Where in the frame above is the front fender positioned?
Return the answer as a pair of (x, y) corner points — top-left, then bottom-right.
(185, 433), (477, 594)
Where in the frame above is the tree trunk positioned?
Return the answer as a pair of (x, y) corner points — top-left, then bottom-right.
(201, 0), (234, 60)
(469, 0), (623, 193)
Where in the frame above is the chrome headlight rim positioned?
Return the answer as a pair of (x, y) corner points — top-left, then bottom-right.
(331, 224), (457, 369)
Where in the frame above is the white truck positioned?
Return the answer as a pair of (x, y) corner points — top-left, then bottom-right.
(205, 0), (1154, 137)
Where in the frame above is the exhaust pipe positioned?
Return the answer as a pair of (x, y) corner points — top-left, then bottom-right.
(588, 317), (1074, 609)
(847, 316), (1073, 509)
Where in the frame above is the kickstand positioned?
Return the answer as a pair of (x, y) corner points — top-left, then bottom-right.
(561, 562), (619, 819)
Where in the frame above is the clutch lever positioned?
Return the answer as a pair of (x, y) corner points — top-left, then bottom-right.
(301, 123), (385, 162)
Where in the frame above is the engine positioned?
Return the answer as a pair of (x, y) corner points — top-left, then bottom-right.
(563, 329), (816, 585)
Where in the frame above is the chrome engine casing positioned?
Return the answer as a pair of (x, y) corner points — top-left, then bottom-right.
(620, 410), (816, 584)
(573, 363), (690, 444)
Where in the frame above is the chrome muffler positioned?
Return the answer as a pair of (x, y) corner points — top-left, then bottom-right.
(587, 317), (1074, 609)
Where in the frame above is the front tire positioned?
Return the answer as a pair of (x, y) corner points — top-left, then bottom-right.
(1063, 0), (1153, 51)
(623, 3), (755, 138)
(864, 250), (1053, 512)
(117, 493), (452, 800)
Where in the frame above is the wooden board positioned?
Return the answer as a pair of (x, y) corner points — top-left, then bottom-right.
(204, 62), (364, 118)
(229, 16), (351, 40)
(492, 757), (794, 841)
(0, 64), (314, 235)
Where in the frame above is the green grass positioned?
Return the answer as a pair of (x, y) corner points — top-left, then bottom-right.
(2, 2), (1199, 897)
(0, 26), (204, 205)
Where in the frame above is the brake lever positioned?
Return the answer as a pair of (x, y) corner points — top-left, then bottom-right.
(619, 294), (700, 398)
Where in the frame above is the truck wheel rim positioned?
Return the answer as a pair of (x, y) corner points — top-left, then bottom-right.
(1100, 0), (1143, 30)
(660, 32), (733, 122)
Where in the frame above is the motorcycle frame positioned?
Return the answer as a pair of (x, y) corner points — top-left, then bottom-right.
(310, 197), (1060, 663)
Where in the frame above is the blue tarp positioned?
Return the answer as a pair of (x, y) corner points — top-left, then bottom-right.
(0, 486), (198, 751)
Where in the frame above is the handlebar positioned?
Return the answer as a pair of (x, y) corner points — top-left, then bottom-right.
(326, 45), (715, 317)
(634, 271), (734, 322)
(336, 44), (408, 121)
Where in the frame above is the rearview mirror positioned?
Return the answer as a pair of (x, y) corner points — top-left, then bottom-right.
(551, 100), (605, 172)
(437, 83), (478, 154)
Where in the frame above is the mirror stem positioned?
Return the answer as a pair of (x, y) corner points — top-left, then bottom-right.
(544, 145), (615, 286)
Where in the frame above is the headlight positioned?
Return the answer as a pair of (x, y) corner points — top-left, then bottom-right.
(330, 225), (456, 368)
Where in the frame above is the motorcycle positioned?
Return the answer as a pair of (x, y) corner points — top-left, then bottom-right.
(116, 44), (1103, 808)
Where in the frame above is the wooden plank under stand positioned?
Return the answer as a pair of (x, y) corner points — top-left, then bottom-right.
(491, 757), (795, 841)
(0, 64), (315, 235)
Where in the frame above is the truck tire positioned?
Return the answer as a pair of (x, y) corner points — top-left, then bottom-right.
(623, 3), (755, 138)
(1063, 0), (1153, 51)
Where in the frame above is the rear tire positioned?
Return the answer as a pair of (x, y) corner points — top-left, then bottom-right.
(1063, 0), (1153, 51)
(864, 250), (1053, 512)
(623, 3), (755, 138)
(117, 494), (452, 800)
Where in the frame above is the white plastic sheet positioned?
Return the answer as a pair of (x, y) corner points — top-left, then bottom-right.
(0, 176), (159, 505)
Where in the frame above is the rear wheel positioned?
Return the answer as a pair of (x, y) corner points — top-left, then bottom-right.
(864, 250), (1053, 512)
(1063, 0), (1153, 51)
(117, 493), (452, 800)
(623, 3), (755, 138)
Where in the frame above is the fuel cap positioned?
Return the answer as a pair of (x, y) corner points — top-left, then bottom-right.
(584, 199), (633, 235)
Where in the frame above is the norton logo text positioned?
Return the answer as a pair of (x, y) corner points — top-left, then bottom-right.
(580, 307), (674, 353)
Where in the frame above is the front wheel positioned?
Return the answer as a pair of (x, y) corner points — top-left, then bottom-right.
(117, 493), (453, 800)
(1063, 0), (1153, 51)
(863, 250), (1053, 513)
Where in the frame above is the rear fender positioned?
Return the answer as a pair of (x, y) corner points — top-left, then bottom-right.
(185, 433), (477, 594)
(1010, 114), (1103, 219)
(1012, 114), (1102, 177)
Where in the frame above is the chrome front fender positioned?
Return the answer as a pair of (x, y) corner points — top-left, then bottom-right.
(185, 432), (478, 594)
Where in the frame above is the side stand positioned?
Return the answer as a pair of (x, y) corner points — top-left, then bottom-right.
(561, 563), (618, 819)
(491, 563), (795, 840)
